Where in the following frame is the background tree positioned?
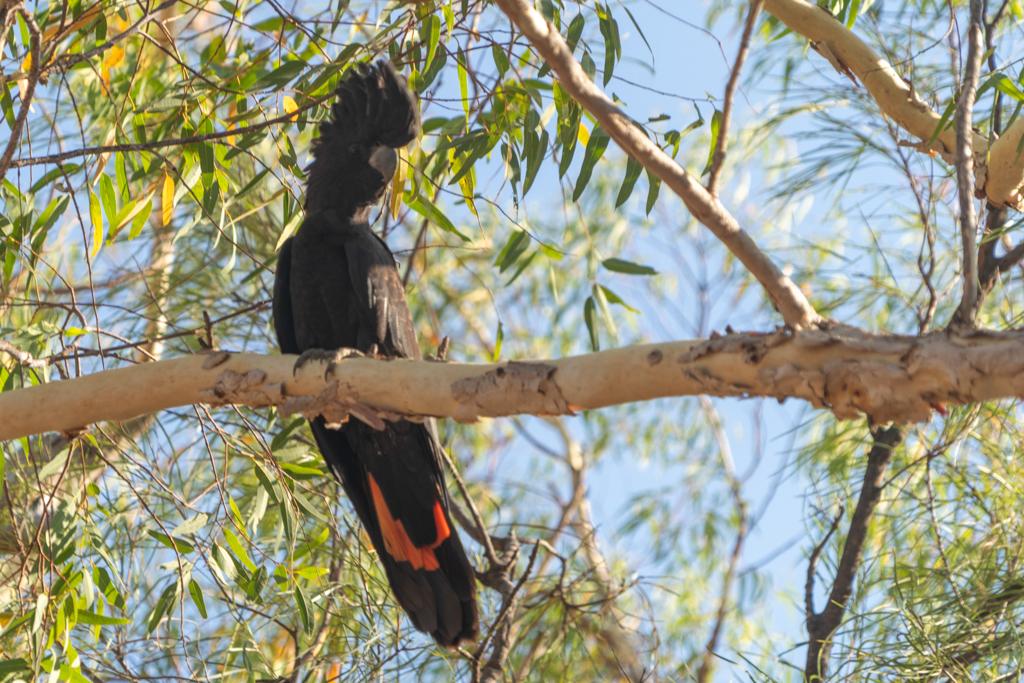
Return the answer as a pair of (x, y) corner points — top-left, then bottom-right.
(2, 0), (1024, 682)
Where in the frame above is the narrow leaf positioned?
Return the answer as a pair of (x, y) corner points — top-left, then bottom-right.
(583, 297), (599, 351)
(602, 258), (657, 275)
(161, 174), (174, 226)
(188, 579), (208, 619)
(407, 196), (470, 241)
(573, 126), (610, 202)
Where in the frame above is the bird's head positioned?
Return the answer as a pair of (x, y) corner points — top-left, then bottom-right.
(305, 61), (421, 220)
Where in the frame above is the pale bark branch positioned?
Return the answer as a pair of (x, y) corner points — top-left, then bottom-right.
(4, 326), (1024, 442)
(492, 0), (821, 329)
(761, 0), (1024, 209)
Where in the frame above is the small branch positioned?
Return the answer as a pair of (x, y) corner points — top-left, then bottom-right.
(0, 3), (42, 182)
(804, 504), (844, 620)
(8, 93), (335, 169)
(804, 425), (905, 682)
(440, 446), (503, 567)
(706, 0), (763, 196)
(42, 0), (178, 80)
(952, 0), (986, 328)
(493, 0), (821, 329)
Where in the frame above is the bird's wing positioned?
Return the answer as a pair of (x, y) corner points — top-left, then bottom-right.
(272, 237), (299, 355)
(340, 227), (421, 360)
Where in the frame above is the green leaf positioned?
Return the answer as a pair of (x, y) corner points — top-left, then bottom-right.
(146, 530), (195, 554)
(598, 285), (640, 313)
(128, 199), (152, 240)
(99, 174), (118, 224)
(457, 48), (469, 119)
(38, 447), (71, 479)
(581, 52), (596, 82)
(583, 296), (599, 351)
(492, 43), (510, 76)
(565, 13), (585, 53)
(846, 0), (863, 28)
(1, 83), (15, 129)
(278, 462), (323, 480)
(615, 156), (643, 207)
(293, 490), (327, 524)
(74, 610), (130, 626)
(251, 60), (308, 91)
(188, 579), (207, 619)
(406, 196), (470, 241)
(294, 585), (314, 633)
(172, 513), (209, 536)
(253, 461), (280, 504)
(224, 528), (258, 572)
(930, 98), (956, 143)
(0, 658), (29, 674)
(423, 14), (441, 76)
(146, 583), (177, 634)
(645, 170), (661, 215)
(598, 7), (621, 86)
(496, 230), (531, 272)
(283, 493), (299, 539)
(602, 258), (657, 275)
(573, 126), (610, 202)
(702, 109), (721, 176)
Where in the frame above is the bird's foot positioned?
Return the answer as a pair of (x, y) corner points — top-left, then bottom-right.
(293, 348), (366, 379)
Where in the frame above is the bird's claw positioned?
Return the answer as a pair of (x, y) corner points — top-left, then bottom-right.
(292, 348), (366, 380)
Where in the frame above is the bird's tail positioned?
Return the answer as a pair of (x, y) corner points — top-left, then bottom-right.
(310, 418), (479, 647)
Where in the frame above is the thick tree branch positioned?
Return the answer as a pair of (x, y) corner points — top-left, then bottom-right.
(493, 0), (821, 329)
(761, 0), (1024, 209)
(4, 327), (1024, 442)
(805, 425), (905, 682)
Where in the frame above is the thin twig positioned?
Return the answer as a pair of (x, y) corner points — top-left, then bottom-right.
(706, 0), (763, 196)
(804, 504), (845, 619)
(8, 93), (335, 169)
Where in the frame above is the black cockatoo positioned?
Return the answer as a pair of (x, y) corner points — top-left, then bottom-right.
(272, 61), (479, 647)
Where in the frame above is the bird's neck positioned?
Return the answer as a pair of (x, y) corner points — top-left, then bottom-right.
(350, 204), (374, 224)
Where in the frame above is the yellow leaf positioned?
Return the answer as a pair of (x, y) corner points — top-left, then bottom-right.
(161, 174), (174, 226)
(103, 45), (125, 70)
(577, 123), (590, 147)
(283, 96), (299, 122)
(21, 53), (32, 73)
(390, 146), (407, 220)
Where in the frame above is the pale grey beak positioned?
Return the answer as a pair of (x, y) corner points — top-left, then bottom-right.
(368, 144), (397, 182)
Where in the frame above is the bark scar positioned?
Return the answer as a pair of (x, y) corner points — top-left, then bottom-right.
(450, 361), (572, 423)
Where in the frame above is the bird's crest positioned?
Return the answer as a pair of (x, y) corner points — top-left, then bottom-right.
(305, 61), (421, 216)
